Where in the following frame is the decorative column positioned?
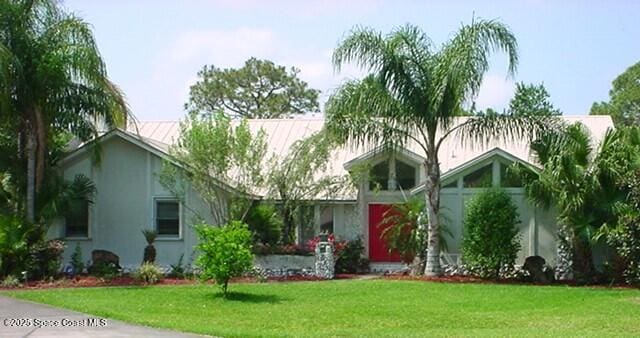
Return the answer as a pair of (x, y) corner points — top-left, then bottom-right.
(314, 233), (335, 279)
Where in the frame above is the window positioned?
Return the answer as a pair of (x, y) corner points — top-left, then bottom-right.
(320, 206), (334, 234)
(500, 163), (524, 187)
(65, 201), (89, 238)
(442, 180), (457, 189)
(369, 160), (389, 190)
(396, 160), (416, 190)
(155, 199), (180, 237)
(463, 164), (493, 188)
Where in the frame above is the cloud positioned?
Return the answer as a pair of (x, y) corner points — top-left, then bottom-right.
(474, 73), (516, 111)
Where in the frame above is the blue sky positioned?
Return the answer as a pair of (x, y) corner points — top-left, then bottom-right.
(63, 0), (640, 121)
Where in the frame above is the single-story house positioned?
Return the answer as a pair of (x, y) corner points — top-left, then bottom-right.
(49, 116), (614, 272)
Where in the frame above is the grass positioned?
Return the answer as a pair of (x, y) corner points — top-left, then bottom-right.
(4, 280), (640, 337)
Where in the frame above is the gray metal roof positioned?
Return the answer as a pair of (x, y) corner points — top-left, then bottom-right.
(127, 115), (614, 199)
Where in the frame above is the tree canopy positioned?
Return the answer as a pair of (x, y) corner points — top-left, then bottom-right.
(186, 58), (320, 119)
(590, 61), (640, 126)
(509, 82), (561, 117)
(0, 0), (129, 222)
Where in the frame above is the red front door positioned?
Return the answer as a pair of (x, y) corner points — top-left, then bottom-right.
(368, 204), (402, 262)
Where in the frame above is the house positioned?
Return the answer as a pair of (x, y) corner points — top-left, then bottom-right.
(49, 116), (614, 272)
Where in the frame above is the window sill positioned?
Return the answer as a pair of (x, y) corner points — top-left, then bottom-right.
(65, 237), (92, 241)
(156, 237), (183, 242)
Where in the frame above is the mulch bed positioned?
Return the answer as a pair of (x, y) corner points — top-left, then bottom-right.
(0, 273), (362, 290)
(383, 273), (636, 289)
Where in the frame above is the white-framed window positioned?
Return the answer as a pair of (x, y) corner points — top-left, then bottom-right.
(65, 201), (89, 238)
(154, 198), (180, 237)
(368, 156), (418, 191)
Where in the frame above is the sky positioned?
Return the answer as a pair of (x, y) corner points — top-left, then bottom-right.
(62, 0), (640, 121)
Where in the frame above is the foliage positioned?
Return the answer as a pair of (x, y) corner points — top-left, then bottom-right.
(380, 198), (427, 265)
(1, 274), (21, 288)
(509, 82), (561, 117)
(267, 129), (349, 243)
(326, 21), (556, 275)
(9, 281), (640, 337)
(516, 124), (640, 282)
(305, 233), (347, 259)
(334, 238), (369, 274)
(0, 214), (32, 278)
(244, 203), (282, 246)
(160, 112), (268, 225)
(195, 221), (254, 296)
(70, 244), (84, 275)
(590, 61), (640, 126)
(0, 0), (129, 222)
(133, 262), (163, 284)
(141, 229), (158, 264)
(89, 261), (119, 279)
(599, 164), (640, 285)
(0, 213), (66, 280)
(169, 254), (185, 278)
(27, 239), (65, 280)
(252, 243), (312, 256)
(462, 189), (521, 279)
(186, 57), (320, 119)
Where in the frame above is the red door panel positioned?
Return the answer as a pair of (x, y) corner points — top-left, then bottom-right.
(368, 204), (402, 262)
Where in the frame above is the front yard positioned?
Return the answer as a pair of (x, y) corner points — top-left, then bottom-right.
(4, 279), (640, 337)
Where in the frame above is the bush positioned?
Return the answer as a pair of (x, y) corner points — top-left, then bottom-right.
(89, 261), (119, 279)
(335, 238), (369, 274)
(196, 221), (254, 296)
(1, 274), (21, 288)
(0, 214), (32, 278)
(245, 203), (283, 246)
(27, 239), (65, 280)
(462, 188), (521, 279)
(70, 243), (84, 275)
(169, 254), (185, 278)
(134, 262), (163, 284)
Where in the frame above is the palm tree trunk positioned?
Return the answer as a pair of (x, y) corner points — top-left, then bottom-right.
(25, 126), (36, 223)
(424, 157), (442, 276)
(34, 107), (46, 193)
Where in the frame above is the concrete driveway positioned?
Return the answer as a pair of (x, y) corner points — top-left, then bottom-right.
(0, 295), (207, 338)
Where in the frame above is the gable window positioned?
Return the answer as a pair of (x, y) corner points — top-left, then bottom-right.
(65, 201), (89, 238)
(369, 160), (390, 190)
(396, 160), (417, 190)
(463, 164), (493, 188)
(500, 163), (524, 187)
(155, 199), (180, 237)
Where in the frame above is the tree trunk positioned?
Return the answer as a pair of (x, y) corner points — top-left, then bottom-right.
(25, 125), (36, 223)
(573, 234), (596, 283)
(34, 107), (46, 193)
(423, 157), (442, 277)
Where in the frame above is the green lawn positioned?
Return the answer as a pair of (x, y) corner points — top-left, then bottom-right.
(4, 280), (640, 337)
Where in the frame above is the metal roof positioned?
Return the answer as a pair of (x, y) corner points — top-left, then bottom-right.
(127, 115), (615, 199)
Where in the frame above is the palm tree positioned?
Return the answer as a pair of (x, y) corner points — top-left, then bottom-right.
(326, 21), (556, 276)
(0, 0), (129, 223)
(516, 124), (640, 282)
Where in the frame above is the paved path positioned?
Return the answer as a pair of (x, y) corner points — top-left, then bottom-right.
(0, 295), (207, 338)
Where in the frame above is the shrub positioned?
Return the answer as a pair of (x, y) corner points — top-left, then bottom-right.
(462, 188), (521, 279)
(70, 243), (84, 275)
(335, 238), (369, 274)
(27, 239), (65, 280)
(1, 274), (21, 288)
(196, 221), (254, 296)
(169, 254), (185, 278)
(380, 198), (427, 265)
(252, 243), (312, 256)
(134, 262), (163, 284)
(141, 229), (158, 264)
(0, 214), (32, 278)
(89, 261), (119, 279)
(245, 203), (283, 246)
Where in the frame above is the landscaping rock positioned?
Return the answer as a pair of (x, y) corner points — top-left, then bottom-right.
(523, 255), (554, 283)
